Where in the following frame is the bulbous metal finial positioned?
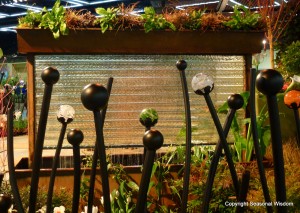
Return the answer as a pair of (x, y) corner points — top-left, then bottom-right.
(284, 90), (300, 109)
(143, 129), (164, 151)
(191, 73), (214, 95)
(41, 67), (60, 85)
(139, 108), (158, 128)
(176, 60), (187, 71)
(0, 194), (12, 212)
(67, 129), (84, 146)
(256, 69), (284, 96)
(227, 94), (244, 110)
(57, 105), (75, 124)
(81, 83), (109, 111)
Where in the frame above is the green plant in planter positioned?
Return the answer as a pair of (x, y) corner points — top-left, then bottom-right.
(95, 7), (120, 33)
(13, 118), (27, 135)
(218, 91), (271, 162)
(224, 6), (262, 30)
(18, 10), (43, 28)
(140, 7), (176, 33)
(19, 0), (68, 39)
(183, 10), (205, 30)
(39, 0), (68, 39)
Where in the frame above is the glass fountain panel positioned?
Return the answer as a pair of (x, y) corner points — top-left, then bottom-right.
(34, 55), (245, 147)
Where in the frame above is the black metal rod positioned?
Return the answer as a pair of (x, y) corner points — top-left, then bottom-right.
(88, 77), (113, 213)
(249, 68), (272, 213)
(7, 107), (25, 213)
(135, 149), (156, 213)
(94, 111), (111, 213)
(87, 143), (98, 212)
(46, 123), (67, 213)
(143, 126), (151, 161)
(266, 95), (287, 212)
(292, 104), (300, 147)
(0, 72), (4, 84)
(72, 143), (81, 213)
(204, 94), (239, 195)
(235, 170), (251, 213)
(177, 61), (192, 213)
(202, 108), (236, 212)
(29, 84), (54, 213)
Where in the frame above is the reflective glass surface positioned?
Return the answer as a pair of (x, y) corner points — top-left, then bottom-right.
(35, 55), (245, 147)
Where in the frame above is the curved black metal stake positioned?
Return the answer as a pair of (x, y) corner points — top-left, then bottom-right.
(235, 170), (250, 213)
(29, 67), (59, 213)
(143, 126), (150, 160)
(292, 104), (300, 147)
(88, 77), (113, 213)
(249, 68), (272, 213)
(256, 69), (286, 213)
(204, 94), (239, 195)
(46, 123), (67, 213)
(7, 107), (24, 213)
(0, 71), (5, 84)
(67, 129), (84, 213)
(203, 93), (243, 213)
(176, 60), (192, 213)
(46, 105), (75, 213)
(191, 73), (239, 196)
(135, 130), (164, 213)
(81, 83), (111, 213)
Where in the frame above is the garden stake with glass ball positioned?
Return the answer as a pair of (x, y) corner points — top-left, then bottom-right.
(81, 83), (111, 213)
(139, 108), (158, 161)
(176, 60), (192, 213)
(29, 67), (59, 213)
(7, 106), (24, 213)
(256, 69), (286, 213)
(135, 129), (164, 213)
(249, 68), (272, 213)
(202, 93), (243, 212)
(87, 77), (113, 213)
(46, 105), (75, 213)
(67, 129), (84, 213)
(191, 73), (239, 198)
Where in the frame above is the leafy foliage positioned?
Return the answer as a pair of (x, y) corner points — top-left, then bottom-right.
(39, 0), (68, 39)
(18, 10), (43, 28)
(139, 108), (158, 123)
(95, 7), (119, 33)
(18, 0), (68, 39)
(184, 10), (205, 30)
(108, 163), (138, 212)
(225, 6), (262, 30)
(140, 7), (176, 33)
(19, 186), (72, 212)
(279, 41), (300, 77)
(218, 91), (271, 162)
(18, 3), (265, 38)
(13, 118), (27, 134)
